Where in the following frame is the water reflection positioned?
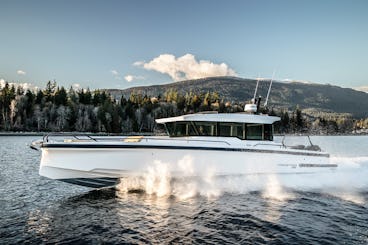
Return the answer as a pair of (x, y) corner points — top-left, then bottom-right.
(26, 188), (120, 243)
(26, 187), (205, 243)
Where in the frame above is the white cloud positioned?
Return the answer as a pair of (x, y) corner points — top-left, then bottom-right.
(354, 86), (368, 93)
(72, 83), (81, 90)
(111, 70), (119, 76)
(133, 61), (145, 66)
(137, 53), (237, 81)
(281, 79), (313, 84)
(0, 78), (33, 91)
(18, 82), (32, 90)
(124, 74), (144, 82)
(110, 69), (121, 80)
(17, 70), (26, 75)
(124, 75), (134, 82)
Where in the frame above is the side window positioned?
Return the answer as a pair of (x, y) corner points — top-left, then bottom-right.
(218, 123), (232, 137)
(187, 122), (197, 136)
(193, 122), (217, 136)
(166, 121), (273, 141)
(264, 124), (273, 141)
(175, 122), (187, 136)
(165, 122), (174, 136)
(166, 122), (187, 136)
(246, 124), (263, 140)
(232, 124), (244, 139)
(218, 123), (245, 139)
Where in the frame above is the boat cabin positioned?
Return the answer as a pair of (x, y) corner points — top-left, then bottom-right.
(156, 113), (280, 141)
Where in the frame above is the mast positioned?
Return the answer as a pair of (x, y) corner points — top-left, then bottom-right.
(253, 77), (260, 102)
(245, 77), (261, 113)
(264, 70), (275, 107)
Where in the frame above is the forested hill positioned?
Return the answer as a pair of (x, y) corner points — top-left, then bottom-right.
(108, 76), (368, 118)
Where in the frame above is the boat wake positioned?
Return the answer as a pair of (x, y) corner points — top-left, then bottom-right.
(117, 157), (220, 200)
(116, 156), (368, 204)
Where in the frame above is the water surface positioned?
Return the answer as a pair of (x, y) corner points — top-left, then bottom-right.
(0, 136), (367, 244)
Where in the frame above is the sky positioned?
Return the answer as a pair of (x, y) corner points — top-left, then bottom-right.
(1, 0), (368, 91)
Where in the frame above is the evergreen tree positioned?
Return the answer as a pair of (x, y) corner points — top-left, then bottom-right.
(54, 86), (68, 106)
(295, 106), (304, 131)
(44, 80), (56, 102)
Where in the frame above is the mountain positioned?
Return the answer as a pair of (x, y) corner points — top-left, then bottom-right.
(107, 76), (368, 118)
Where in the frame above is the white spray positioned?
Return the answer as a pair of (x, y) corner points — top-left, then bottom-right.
(117, 155), (368, 204)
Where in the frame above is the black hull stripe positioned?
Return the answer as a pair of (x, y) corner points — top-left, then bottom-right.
(42, 143), (329, 158)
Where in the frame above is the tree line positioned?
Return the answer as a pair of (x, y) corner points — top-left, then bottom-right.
(0, 81), (365, 134)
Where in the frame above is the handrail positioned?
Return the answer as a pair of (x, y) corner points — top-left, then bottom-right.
(281, 135), (286, 148)
(253, 142), (283, 147)
(43, 132), (105, 143)
(279, 135), (322, 152)
(42, 133), (232, 146)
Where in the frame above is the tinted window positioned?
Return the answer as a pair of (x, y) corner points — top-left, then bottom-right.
(264, 124), (273, 141)
(246, 124), (263, 140)
(193, 122), (217, 136)
(232, 124), (244, 139)
(165, 121), (273, 141)
(218, 122), (244, 139)
(219, 123), (232, 137)
(166, 122), (196, 137)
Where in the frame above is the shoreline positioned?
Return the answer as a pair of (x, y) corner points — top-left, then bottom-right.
(0, 132), (367, 137)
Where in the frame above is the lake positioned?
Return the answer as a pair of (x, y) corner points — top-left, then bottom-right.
(0, 136), (367, 244)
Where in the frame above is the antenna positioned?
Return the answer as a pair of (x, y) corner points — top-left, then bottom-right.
(264, 70), (275, 107)
(245, 76), (261, 113)
(253, 77), (260, 102)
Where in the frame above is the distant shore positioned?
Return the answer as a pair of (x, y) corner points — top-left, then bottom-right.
(0, 132), (45, 136)
(0, 131), (367, 136)
(0, 132), (109, 136)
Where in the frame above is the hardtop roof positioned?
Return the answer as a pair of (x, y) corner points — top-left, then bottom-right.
(155, 113), (280, 124)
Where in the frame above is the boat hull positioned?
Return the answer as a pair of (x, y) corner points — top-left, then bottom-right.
(39, 145), (335, 188)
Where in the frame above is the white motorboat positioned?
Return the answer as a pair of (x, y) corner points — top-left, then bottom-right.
(34, 110), (336, 188)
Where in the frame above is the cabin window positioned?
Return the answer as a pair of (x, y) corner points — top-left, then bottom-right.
(164, 121), (273, 141)
(166, 122), (196, 137)
(218, 123), (231, 137)
(193, 122), (217, 136)
(264, 124), (273, 141)
(212, 122), (244, 139)
(232, 124), (244, 139)
(246, 124), (263, 140)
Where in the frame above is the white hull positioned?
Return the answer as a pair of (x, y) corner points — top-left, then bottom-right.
(39, 137), (335, 188)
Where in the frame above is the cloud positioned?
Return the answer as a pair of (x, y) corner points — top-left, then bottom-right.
(72, 83), (81, 90)
(124, 75), (134, 82)
(0, 78), (33, 91)
(354, 86), (368, 93)
(124, 74), (145, 82)
(110, 69), (121, 80)
(282, 79), (313, 84)
(111, 70), (119, 76)
(133, 61), (145, 66)
(17, 70), (26, 75)
(137, 53), (237, 81)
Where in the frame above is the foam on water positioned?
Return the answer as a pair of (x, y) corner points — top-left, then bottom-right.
(117, 158), (221, 200)
(117, 155), (368, 204)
